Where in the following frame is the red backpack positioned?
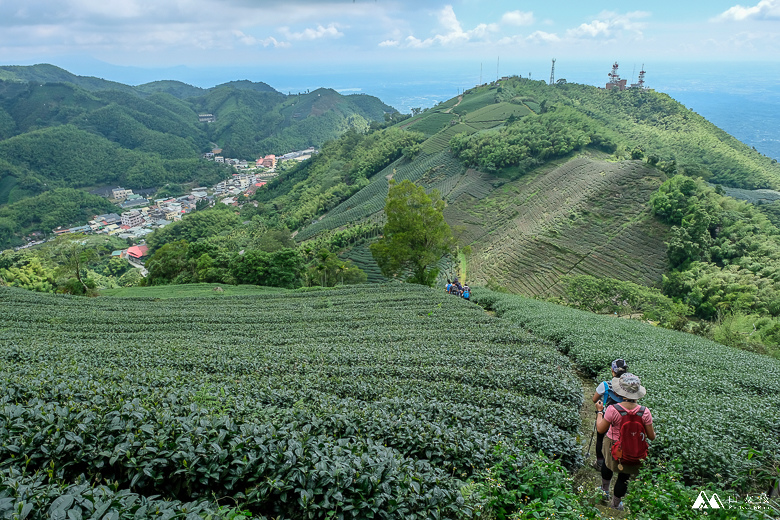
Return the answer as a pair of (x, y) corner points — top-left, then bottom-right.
(610, 404), (649, 466)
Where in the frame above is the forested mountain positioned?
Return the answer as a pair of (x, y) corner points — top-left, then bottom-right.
(0, 64), (396, 247)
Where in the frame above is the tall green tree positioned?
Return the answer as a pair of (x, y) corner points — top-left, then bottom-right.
(52, 235), (98, 294)
(370, 180), (454, 286)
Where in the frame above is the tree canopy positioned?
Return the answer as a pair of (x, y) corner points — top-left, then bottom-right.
(370, 180), (454, 286)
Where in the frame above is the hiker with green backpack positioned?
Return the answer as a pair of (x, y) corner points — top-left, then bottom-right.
(595, 373), (656, 511)
(591, 358), (629, 470)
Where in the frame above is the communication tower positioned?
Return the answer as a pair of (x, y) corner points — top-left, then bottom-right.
(631, 63), (645, 89)
(606, 62), (627, 90)
(549, 58), (556, 85)
(608, 62), (620, 87)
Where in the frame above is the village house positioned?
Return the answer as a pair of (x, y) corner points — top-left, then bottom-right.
(256, 154), (277, 169)
(112, 187), (131, 200)
(126, 244), (149, 260)
(121, 210), (144, 228)
(96, 213), (121, 226)
(105, 224), (121, 235)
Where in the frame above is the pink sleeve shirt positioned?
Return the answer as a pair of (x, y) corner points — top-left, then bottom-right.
(604, 404), (653, 442)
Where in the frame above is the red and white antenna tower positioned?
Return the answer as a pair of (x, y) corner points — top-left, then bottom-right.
(607, 62), (621, 87)
(636, 64), (646, 89)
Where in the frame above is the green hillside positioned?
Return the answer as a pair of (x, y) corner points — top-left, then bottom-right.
(0, 63), (138, 94)
(1, 284), (776, 517)
(458, 155), (669, 296)
(270, 77), (779, 300)
(395, 78), (779, 189)
(0, 65), (397, 248)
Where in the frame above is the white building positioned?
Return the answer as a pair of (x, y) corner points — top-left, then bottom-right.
(121, 210), (144, 228)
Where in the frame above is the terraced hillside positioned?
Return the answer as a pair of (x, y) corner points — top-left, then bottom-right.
(299, 150), (668, 296)
(0, 284), (582, 517)
(458, 156), (669, 296)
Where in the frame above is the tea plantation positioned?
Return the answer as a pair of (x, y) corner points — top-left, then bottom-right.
(0, 285), (582, 518)
(472, 288), (780, 487)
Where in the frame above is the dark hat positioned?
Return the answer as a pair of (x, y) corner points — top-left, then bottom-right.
(611, 359), (628, 373)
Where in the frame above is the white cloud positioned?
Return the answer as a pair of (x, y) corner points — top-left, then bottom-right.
(399, 5), (498, 48)
(567, 11), (649, 39)
(714, 0), (780, 21)
(501, 10), (534, 27)
(279, 24), (344, 41)
(378, 39), (399, 47)
(526, 31), (560, 44)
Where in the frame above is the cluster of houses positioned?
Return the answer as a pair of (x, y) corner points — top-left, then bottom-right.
(52, 194), (199, 243)
(110, 187), (152, 209)
(31, 147), (319, 251)
(213, 172), (269, 202)
(202, 147), (316, 172)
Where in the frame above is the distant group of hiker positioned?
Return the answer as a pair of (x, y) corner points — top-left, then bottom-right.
(445, 278), (470, 300)
(590, 359), (656, 511)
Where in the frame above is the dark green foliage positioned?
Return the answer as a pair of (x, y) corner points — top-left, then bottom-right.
(0, 254), (55, 292)
(146, 206), (242, 251)
(472, 288), (780, 488)
(0, 188), (118, 249)
(0, 284), (584, 517)
(0, 125), (137, 187)
(450, 107), (618, 177)
(229, 248), (304, 288)
(145, 240), (190, 285)
(191, 86), (394, 158)
(143, 211), (305, 288)
(651, 175), (780, 319)
(305, 248), (366, 287)
(82, 103), (197, 158)
(0, 106), (14, 138)
(465, 448), (601, 520)
(558, 274), (689, 325)
(371, 180), (455, 286)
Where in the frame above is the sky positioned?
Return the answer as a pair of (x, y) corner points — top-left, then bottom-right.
(2, 0), (780, 85)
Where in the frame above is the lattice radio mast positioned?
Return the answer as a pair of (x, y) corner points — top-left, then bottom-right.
(549, 58), (556, 85)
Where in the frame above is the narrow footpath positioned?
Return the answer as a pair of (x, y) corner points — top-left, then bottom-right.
(575, 372), (628, 519)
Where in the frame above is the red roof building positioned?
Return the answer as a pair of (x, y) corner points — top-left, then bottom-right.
(126, 245), (150, 259)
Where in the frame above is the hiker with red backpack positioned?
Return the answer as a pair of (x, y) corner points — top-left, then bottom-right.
(591, 359), (629, 470)
(595, 373), (656, 511)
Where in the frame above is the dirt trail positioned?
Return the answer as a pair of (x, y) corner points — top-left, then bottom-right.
(575, 372), (628, 518)
(475, 303), (628, 516)
(443, 95), (463, 114)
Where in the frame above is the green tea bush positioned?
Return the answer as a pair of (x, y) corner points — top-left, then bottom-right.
(0, 284), (583, 518)
(463, 447), (601, 520)
(623, 461), (771, 520)
(472, 288), (780, 489)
